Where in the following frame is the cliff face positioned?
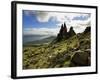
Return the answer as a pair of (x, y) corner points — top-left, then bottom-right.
(68, 27), (76, 38)
(57, 23), (67, 41)
(84, 26), (91, 34)
(57, 23), (76, 41)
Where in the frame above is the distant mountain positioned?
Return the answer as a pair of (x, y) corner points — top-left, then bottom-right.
(24, 36), (56, 45)
(23, 35), (51, 44)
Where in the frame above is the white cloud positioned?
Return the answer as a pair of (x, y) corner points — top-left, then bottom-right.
(24, 11), (91, 33)
(35, 12), (73, 23)
(35, 12), (91, 32)
(36, 11), (50, 22)
(24, 10), (90, 22)
(34, 12), (90, 23)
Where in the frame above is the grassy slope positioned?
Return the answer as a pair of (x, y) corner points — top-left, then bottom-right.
(23, 32), (90, 69)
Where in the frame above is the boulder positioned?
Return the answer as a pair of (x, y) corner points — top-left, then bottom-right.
(70, 50), (90, 66)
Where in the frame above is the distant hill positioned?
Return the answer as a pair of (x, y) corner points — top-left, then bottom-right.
(23, 35), (50, 43)
(24, 36), (56, 46)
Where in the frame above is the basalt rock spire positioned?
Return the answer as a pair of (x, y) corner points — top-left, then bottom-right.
(57, 23), (76, 41)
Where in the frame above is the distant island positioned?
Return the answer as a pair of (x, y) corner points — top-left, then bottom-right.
(23, 23), (91, 69)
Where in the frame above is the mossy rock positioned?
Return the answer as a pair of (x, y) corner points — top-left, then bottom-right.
(70, 50), (90, 66)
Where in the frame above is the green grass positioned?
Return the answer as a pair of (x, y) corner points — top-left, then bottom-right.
(23, 32), (91, 69)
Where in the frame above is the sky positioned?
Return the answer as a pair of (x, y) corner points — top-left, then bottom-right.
(23, 10), (91, 36)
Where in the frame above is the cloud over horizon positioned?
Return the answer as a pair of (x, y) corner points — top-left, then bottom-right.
(23, 27), (60, 36)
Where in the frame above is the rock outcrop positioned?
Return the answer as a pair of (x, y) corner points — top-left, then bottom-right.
(68, 27), (76, 37)
(84, 26), (91, 34)
(70, 49), (90, 66)
(57, 23), (76, 41)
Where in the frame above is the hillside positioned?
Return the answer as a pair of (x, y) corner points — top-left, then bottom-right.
(24, 36), (56, 46)
(23, 23), (91, 69)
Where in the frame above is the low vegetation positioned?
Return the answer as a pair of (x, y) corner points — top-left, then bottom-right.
(23, 25), (91, 69)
